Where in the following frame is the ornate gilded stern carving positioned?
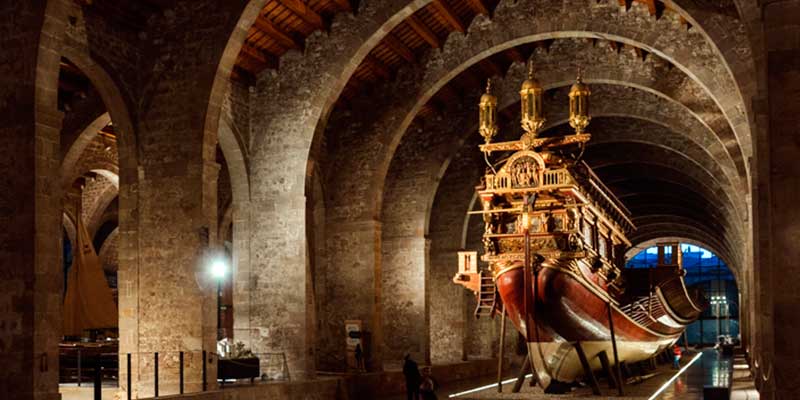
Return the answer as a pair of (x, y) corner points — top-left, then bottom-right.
(454, 63), (635, 294)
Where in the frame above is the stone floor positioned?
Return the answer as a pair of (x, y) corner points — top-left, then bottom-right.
(382, 349), (759, 400)
(59, 349), (759, 400)
(59, 382), (118, 400)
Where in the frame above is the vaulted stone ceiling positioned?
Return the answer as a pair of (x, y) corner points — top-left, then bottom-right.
(309, 0), (754, 273)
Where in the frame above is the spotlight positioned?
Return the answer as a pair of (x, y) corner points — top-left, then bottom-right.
(211, 260), (227, 279)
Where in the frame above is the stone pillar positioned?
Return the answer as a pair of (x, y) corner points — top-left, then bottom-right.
(381, 236), (430, 366)
(246, 191), (314, 379)
(231, 201), (252, 343)
(319, 219), (383, 371)
(246, 81), (316, 379)
(0, 2), (64, 399)
(429, 244), (467, 364)
(119, 150), (219, 398)
(763, 2), (800, 397)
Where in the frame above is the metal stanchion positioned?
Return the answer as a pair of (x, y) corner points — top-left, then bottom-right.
(127, 353), (132, 400)
(77, 349), (82, 387)
(93, 362), (102, 400)
(202, 350), (207, 391)
(154, 352), (159, 398)
(179, 351), (184, 394)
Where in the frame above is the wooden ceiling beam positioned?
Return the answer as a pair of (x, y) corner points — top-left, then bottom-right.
(438, 84), (460, 103)
(609, 41), (622, 54)
(58, 78), (88, 94)
(506, 47), (527, 64)
(253, 17), (304, 50)
(407, 15), (441, 48)
(459, 68), (483, 91)
(240, 43), (279, 69)
(279, 0), (326, 30)
(641, 0), (657, 15)
(479, 58), (503, 77)
(467, 0), (490, 16)
(384, 33), (417, 63)
(231, 65), (257, 85)
(330, 0), (354, 12)
(364, 54), (392, 80)
(433, 0), (466, 33)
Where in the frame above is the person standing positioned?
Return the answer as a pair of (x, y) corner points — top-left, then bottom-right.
(403, 354), (421, 400)
(672, 344), (682, 369)
(419, 367), (439, 400)
(354, 343), (364, 371)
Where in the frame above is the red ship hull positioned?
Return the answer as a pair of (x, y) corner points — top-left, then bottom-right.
(496, 258), (688, 389)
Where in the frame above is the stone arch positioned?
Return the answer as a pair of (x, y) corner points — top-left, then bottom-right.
(63, 212), (77, 252)
(215, 119), (249, 335)
(56, 7), (140, 396)
(61, 112), (111, 189)
(98, 227), (119, 273)
(58, 47), (136, 193)
(625, 235), (735, 275)
(630, 222), (738, 270)
(357, 17), (751, 243)
(378, 67), (747, 278)
(350, 22), (753, 362)
(82, 173), (118, 236)
(585, 143), (734, 214)
(585, 147), (745, 253)
(234, 0), (434, 375)
(216, 116), (253, 344)
(632, 215), (735, 260)
(364, 0), (754, 207)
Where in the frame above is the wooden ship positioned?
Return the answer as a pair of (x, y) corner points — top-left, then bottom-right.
(452, 65), (706, 393)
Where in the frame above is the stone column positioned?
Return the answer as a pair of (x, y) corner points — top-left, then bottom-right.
(381, 236), (430, 366)
(320, 219), (383, 371)
(429, 244), (467, 364)
(246, 190), (314, 379)
(0, 2), (64, 399)
(231, 201), (252, 344)
(120, 149), (219, 397)
(763, 2), (800, 398)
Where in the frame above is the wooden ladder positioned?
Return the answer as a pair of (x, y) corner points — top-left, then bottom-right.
(474, 272), (497, 318)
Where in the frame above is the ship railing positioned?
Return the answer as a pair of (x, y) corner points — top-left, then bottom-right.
(575, 161), (636, 232)
(484, 168), (573, 191)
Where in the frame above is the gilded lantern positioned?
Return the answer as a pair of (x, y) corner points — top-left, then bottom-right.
(479, 80), (499, 143)
(520, 63), (545, 135)
(568, 74), (591, 134)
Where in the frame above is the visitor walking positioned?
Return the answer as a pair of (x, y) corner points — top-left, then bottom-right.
(420, 367), (438, 400)
(672, 344), (682, 369)
(403, 354), (421, 400)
